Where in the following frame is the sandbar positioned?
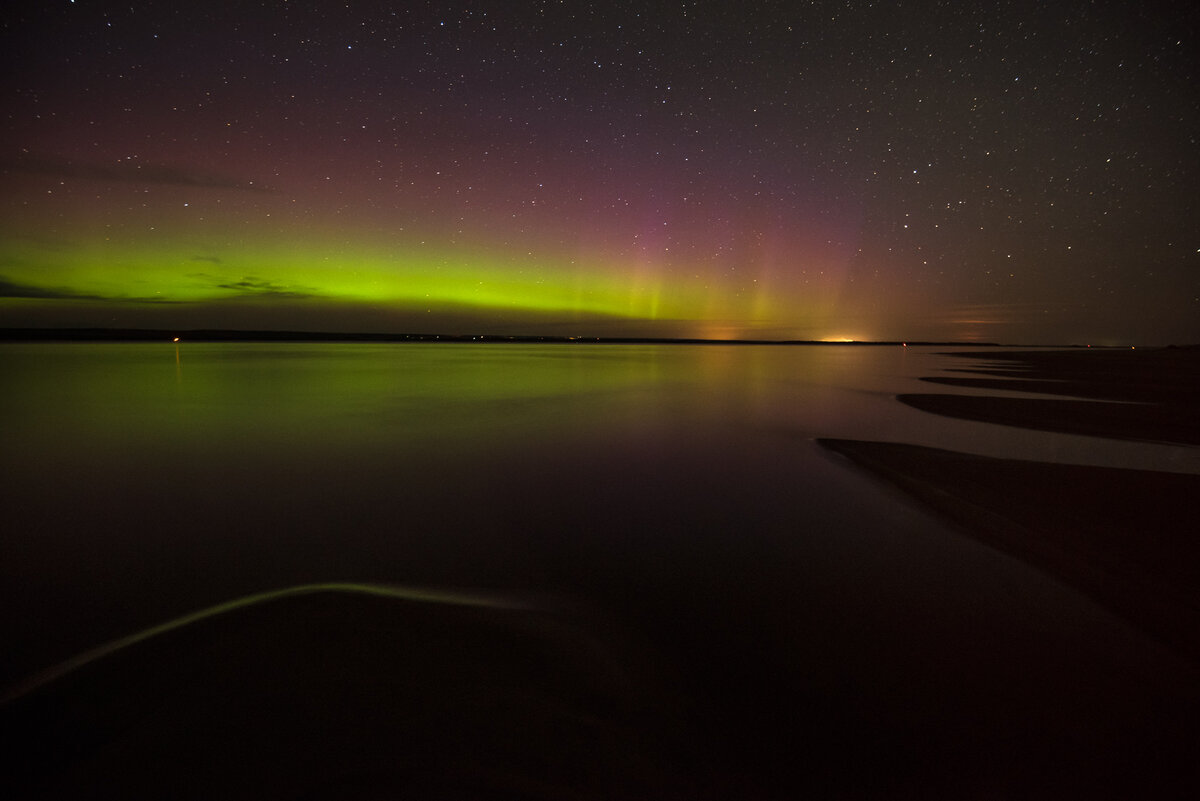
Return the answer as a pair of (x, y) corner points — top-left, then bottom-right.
(821, 346), (1200, 661)
(907, 346), (1200, 444)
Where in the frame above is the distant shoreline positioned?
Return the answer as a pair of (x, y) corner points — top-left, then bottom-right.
(1, 327), (1007, 346)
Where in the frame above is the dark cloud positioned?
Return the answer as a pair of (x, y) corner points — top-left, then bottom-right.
(0, 275), (106, 300)
(0, 275), (177, 303)
(187, 272), (316, 299)
(0, 274), (307, 304)
(214, 276), (314, 299)
(2, 154), (271, 192)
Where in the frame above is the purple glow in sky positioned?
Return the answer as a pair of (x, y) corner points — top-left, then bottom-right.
(2, 1), (1197, 343)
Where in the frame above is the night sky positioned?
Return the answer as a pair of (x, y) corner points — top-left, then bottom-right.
(2, 1), (1197, 344)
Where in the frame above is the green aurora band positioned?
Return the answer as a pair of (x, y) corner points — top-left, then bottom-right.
(1, 228), (823, 335)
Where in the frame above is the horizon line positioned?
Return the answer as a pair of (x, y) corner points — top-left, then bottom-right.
(0, 326), (1153, 348)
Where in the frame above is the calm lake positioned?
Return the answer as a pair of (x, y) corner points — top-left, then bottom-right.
(2, 343), (1198, 798)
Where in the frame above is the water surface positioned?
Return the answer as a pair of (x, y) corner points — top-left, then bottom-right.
(2, 343), (1197, 797)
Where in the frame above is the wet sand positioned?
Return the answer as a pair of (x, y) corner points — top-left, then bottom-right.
(822, 346), (1200, 662)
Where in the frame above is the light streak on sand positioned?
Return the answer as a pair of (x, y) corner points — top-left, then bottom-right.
(0, 582), (531, 704)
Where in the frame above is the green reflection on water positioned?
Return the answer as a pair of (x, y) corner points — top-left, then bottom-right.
(2, 344), (699, 464)
(1, 342), (893, 481)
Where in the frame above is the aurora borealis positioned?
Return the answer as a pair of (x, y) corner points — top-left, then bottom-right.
(2, 1), (1198, 343)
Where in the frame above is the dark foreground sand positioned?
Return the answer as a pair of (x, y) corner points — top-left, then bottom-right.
(822, 346), (1200, 663)
(1, 585), (689, 800)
